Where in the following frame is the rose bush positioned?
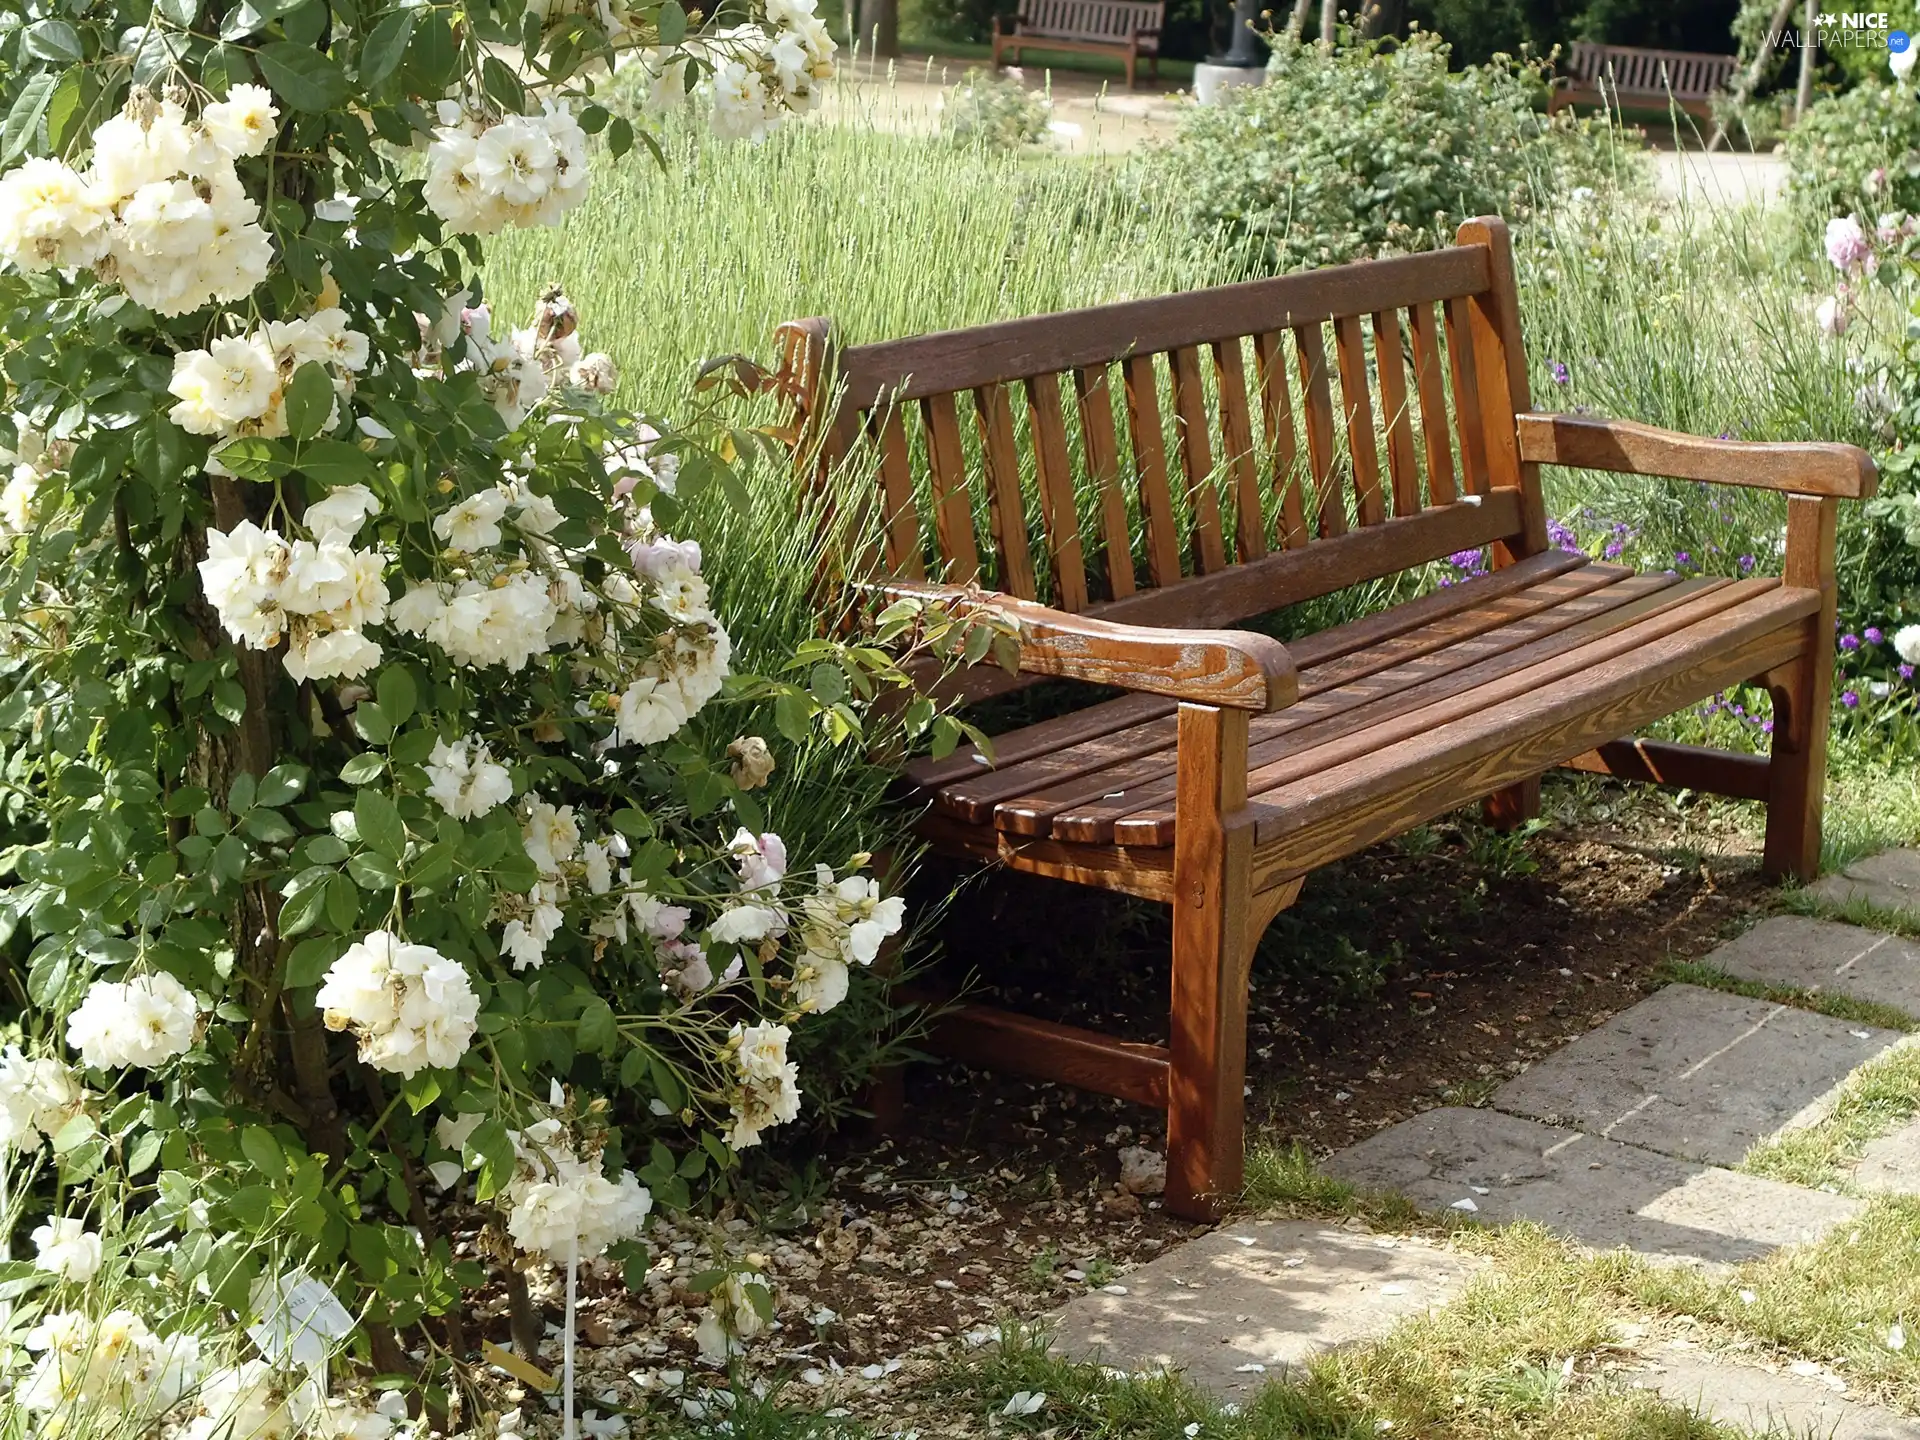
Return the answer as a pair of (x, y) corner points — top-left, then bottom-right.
(0, 0), (991, 1422)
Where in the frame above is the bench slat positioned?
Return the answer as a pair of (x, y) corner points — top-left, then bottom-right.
(1252, 330), (1308, 547)
(1123, 353), (1184, 588)
(1011, 567), (1667, 840)
(1292, 322), (1345, 537)
(1333, 313), (1385, 527)
(974, 383), (1039, 600)
(1073, 364), (1137, 600)
(1213, 337), (1267, 562)
(1171, 344), (1229, 572)
(1027, 371), (1091, 611)
(1247, 585), (1818, 875)
(936, 560), (1621, 824)
(1372, 309), (1422, 518)
(920, 391), (980, 585)
(835, 247), (1492, 408)
(900, 549), (1585, 791)
(1406, 301), (1457, 505)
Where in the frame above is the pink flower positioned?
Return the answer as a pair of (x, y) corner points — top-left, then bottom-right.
(1817, 295), (1850, 337)
(1826, 216), (1873, 273)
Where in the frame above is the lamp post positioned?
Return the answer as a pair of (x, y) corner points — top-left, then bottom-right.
(1194, 0), (1268, 100)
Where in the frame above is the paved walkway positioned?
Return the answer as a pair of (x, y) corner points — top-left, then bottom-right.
(1055, 850), (1920, 1435)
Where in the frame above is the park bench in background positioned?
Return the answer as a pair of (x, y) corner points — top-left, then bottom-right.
(769, 217), (1874, 1222)
(991, 0), (1164, 89)
(1548, 41), (1737, 118)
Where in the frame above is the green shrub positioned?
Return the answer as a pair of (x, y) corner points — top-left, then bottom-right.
(1787, 79), (1920, 219)
(939, 69), (1054, 148)
(1154, 31), (1641, 274)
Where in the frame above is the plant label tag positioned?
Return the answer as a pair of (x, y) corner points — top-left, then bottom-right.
(250, 1271), (357, 1369)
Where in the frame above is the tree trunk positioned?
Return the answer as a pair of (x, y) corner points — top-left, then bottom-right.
(861, 0), (899, 58)
(1287, 0), (1312, 37)
(1709, 0), (1800, 150)
(1796, 0), (1820, 117)
(1319, 0), (1336, 43)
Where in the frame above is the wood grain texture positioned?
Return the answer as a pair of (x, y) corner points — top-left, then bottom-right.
(1443, 294), (1488, 496)
(1166, 705), (1255, 1218)
(1455, 216), (1546, 559)
(1124, 353), (1184, 588)
(1213, 337), (1268, 562)
(1406, 301), (1457, 505)
(1333, 313), (1386, 527)
(1516, 413), (1878, 499)
(833, 247), (1493, 407)
(914, 813), (1175, 900)
(1562, 739), (1772, 801)
(1763, 495), (1839, 880)
(973, 383), (1039, 600)
(881, 581), (1298, 710)
(1171, 344), (1229, 572)
(1026, 372), (1090, 612)
(1252, 330), (1308, 548)
(920, 391), (980, 584)
(921, 1000), (1171, 1107)
(1073, 364), (1137, 600)
(1293, 322), (1345, 538)
(1372, 309), (1422, 517)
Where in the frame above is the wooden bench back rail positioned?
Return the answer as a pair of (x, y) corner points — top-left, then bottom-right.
(1014, 0), (1164, 46)
(778, 222), (1548, 676)
(1563, 41), (1737, 99)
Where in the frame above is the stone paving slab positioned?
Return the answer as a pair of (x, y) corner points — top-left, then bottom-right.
(1049, 1221), (1484, 1401)
(1325, 1108), (1862, 1266)
(1490, 984), (1902, 1167)
(1854, 1117), (1920, 1194)
(1707, 917), (1920, 1016)
(1810, 849), (1920, 917)
(1628, 1351), (1920, 1438)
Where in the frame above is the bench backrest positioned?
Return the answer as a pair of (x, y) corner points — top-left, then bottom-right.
(774, 218), (1549, 681)
(1015, 0), (1164, 41)
(1566, 41), (1737, 98)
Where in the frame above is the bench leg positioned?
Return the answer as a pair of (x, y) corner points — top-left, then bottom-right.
(1763, 496), (1838, 883)
(1166, 704), (1299, 1220)
(1483, 776), (1541, 830)
(1125, 47), (1137, 89)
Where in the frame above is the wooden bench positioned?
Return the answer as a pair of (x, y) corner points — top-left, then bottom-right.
(768, 217), (1874, 1221)
(1548, 41), (1737, 119)
(991, 0), (1164, 89)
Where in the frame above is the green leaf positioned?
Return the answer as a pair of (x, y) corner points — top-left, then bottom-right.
(213, 437), (292, 481)
(278, 865), (334, 936)
(354, 788), (406, 861)
(656, 1), (688, 42)
(284, 935), (341, 986)
(401, 1070), (441, 1113)
(347, 850), (400, 889)
(576, 997), (617, 1054)
(159, 0), (202, 24)
(480, 54), (526, 113)
(46, 68), (88, 153)
(293, 439), (375, 487)
(340, 753), (386, 785)
(24, 20), (83, 62)
(256, 764), (307, 808)
(606, 115), (634, 160)
(325, 872), (360, 932)
(256, 42), (351, 111)
(285, 362), (335, 441)
(375, 666), (417, 728)
(240, 1126), (286, 1179)
(359, 5), (415, 88)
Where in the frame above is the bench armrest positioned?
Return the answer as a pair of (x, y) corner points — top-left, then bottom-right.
(1517, 412), (1878, 500)
(884, 582), (1298, 712)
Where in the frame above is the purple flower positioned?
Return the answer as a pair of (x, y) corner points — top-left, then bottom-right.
(1603, 541), (1624, 559)
(1867, 626), (1885, 644)
(1675, 551), (1691, 567)
(1902, 664), (1914, 680)
(1550, 360), (1571, 385)
(1738, 554), (1755, 573)
(1842, 689), (1861, 708)
(1761, 719), (1775, 734)
(1842, 634), (1861, 652)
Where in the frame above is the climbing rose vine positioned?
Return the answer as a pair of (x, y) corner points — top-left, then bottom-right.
(0, 0), (979, 1415)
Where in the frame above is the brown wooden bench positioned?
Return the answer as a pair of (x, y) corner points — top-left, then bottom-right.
(768, 217), (1874, 1221)
(991, 0), (1164, 89)
(1548, 41), (1737, 119)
